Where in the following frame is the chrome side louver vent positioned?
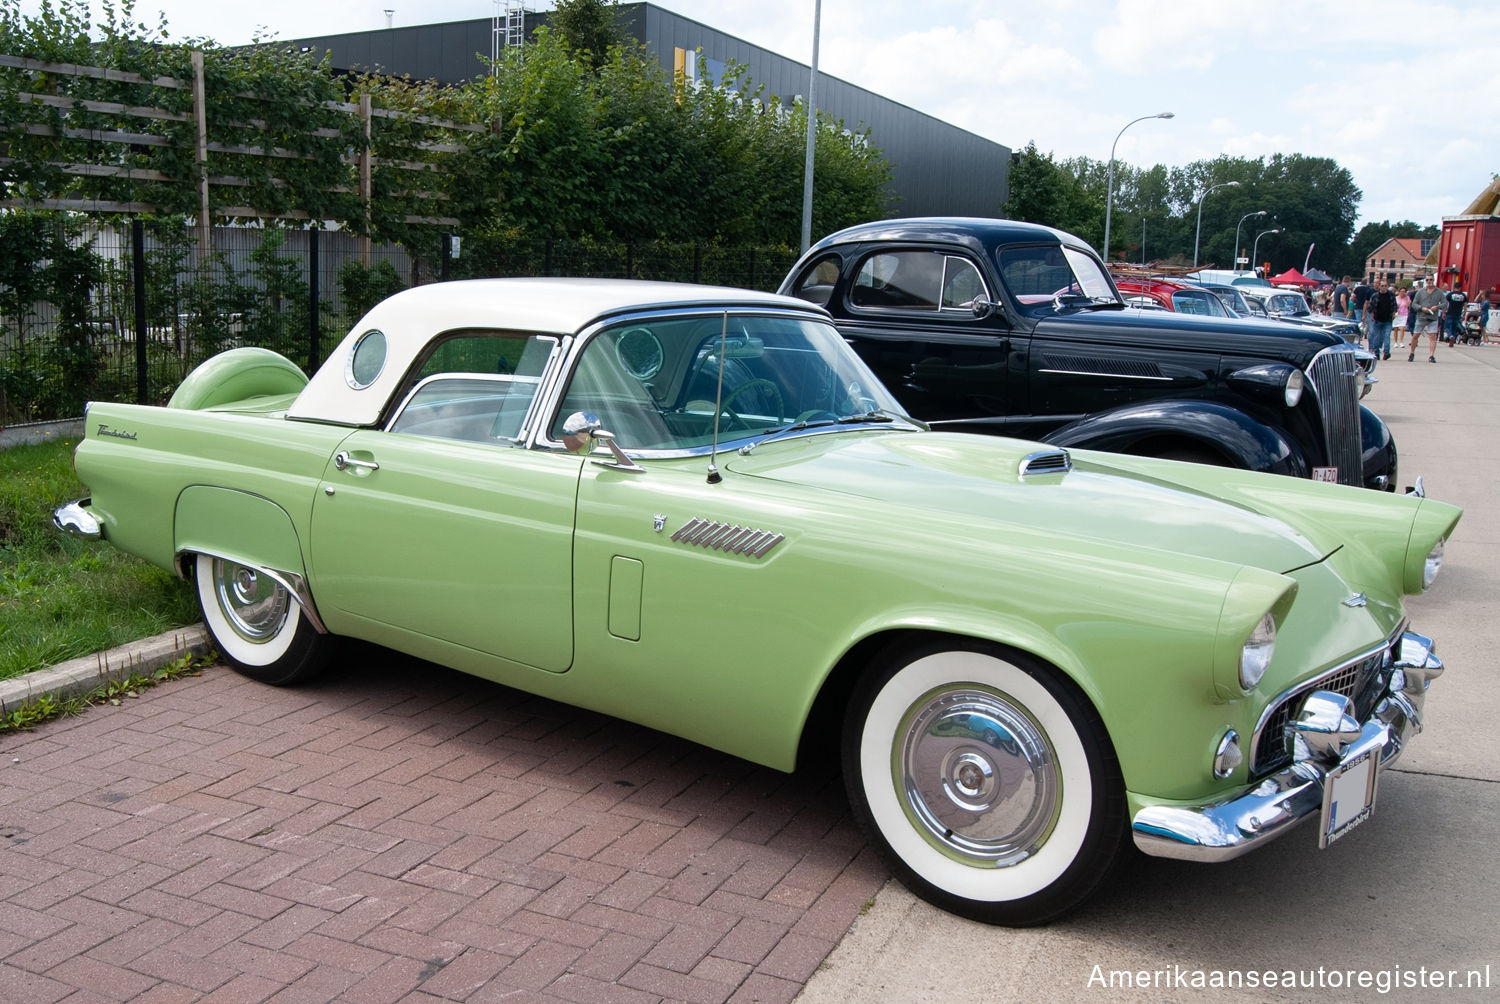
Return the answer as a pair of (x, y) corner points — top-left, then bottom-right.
(1020, 449), (1072, 478)
(671, 518), (785, 558)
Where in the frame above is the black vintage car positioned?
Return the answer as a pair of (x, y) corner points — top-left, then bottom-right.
(780, 218), (1396, 490)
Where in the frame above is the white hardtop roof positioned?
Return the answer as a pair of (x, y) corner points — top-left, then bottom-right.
(287, 277), (823, 426)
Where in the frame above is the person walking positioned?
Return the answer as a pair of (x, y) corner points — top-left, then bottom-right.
(1364, 277), (1397, 360)
(1352, 276), (1375, 344)
(1393, 285), (1411, 351)
(1444, 283), (1469, 345)
(1410, 279), (1446, 362)
(1332, 277), (1352, 319)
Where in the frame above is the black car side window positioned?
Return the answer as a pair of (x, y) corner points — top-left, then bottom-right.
(789, 254), (842, 307)
(850, 250), (987, 312)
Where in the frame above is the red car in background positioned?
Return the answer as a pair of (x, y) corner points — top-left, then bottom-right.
(1114, 276), (1233, 317)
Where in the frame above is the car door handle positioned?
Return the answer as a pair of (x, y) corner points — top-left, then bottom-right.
(333, 450), (380, 473)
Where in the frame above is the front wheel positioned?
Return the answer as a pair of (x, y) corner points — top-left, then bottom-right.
(194, 553), (333, 685)
(842, 641), (1125, 925)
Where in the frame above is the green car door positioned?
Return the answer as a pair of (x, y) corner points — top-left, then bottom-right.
(308, 335), (583, 673)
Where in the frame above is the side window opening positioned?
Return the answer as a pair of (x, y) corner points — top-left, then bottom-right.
(851, 251), (987, 312)
(388, 332), (558, 445)
(790, 255), (842, 307)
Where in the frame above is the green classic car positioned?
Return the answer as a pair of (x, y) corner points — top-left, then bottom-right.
(55, 278), (1459, 925)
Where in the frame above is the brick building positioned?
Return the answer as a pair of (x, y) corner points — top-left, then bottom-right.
(1365, 237), (1431, 285)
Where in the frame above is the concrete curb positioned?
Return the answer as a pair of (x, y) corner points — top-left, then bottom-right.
(0, 418), (84, 450)
(0, 624), (213, 712)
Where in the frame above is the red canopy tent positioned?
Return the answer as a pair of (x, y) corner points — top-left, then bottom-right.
(1268, 267), (1319, 287)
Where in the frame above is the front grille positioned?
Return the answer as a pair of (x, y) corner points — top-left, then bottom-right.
(1306, 346), (1363, 486)
(1251, 636), (1396, 776)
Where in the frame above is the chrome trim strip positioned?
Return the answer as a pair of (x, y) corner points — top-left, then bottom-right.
(1036, 368), (1172, 381)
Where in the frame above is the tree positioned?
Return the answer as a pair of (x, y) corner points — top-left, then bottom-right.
(548, 0), (623, 69)
(1001, 143), (1101, 247)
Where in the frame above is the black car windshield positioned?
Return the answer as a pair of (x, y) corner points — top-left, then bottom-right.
(551, 312), (911, 454)
(998, 244), (1121, 317)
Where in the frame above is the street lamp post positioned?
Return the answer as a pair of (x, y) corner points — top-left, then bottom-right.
(1193, 180), (1240, 268)
(1234, 210), (1267, 274)
(1102, 111), (1174, 261)
(799, 0), (822, 252)
(1252, 227), (1284, 275)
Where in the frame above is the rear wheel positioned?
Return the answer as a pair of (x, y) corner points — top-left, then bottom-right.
(194, 553), (332, 685)
(842, 641), (1125, 925)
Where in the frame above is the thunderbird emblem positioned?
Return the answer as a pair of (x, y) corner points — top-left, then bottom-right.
(1341, 592), (1368, 608)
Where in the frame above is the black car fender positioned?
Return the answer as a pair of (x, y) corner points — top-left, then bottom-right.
(1038, 399), (1306, 477)
(1360, 403), (1399, 490)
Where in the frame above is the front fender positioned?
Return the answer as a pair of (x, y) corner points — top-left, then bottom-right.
(1040, 400), (1305, 477)
(1360, 404), (1398, 490)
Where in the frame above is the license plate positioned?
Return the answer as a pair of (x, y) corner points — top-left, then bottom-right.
(1312, 466), (1339, 483)
(1319, 749), (1379, 848)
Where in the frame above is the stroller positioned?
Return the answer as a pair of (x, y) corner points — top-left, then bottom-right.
(1461, 302), (1485, 346)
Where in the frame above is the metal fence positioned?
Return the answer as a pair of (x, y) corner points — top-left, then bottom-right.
(0, 220), (799, 424)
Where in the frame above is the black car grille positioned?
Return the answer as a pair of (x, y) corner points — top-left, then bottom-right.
(1251, 635), (1396, 776)
(1307, 347), (1363, 487)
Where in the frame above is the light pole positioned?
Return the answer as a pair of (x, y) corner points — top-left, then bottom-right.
(1234, 210), (1267, 274)
(1102, 111), (1173, 260)
(799, 0), (822, 252)
(1252, 227), (1283, 275)
(1193, 180), (1240, 268)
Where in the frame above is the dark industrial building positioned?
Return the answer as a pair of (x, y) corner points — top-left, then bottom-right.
(287, 2), (1010, 220)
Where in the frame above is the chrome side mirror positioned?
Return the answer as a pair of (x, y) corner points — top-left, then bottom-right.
(972, 295), (998, 319)
(561, 411), (644, 472)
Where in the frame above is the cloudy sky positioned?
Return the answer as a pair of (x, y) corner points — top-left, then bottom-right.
(21, 0), (1500, 229)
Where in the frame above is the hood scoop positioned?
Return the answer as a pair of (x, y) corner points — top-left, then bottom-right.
(1019, 448), (1072, 478)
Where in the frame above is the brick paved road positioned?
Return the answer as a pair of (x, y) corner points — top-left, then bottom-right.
(0, 645), (886, 1002)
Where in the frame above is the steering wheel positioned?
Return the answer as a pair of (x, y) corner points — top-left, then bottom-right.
(718, 379), (784, 430)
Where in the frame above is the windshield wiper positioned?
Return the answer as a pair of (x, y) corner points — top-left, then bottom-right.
(741, 410), (913, 453)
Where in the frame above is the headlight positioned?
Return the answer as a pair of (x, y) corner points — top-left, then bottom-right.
(1283, 369), (1304, 408)
(1239, 613), (1277, 690)
(1423, 540), (1445, 589)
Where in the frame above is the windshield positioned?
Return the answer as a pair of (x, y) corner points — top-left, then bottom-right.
(998, 244), (1121, 316)
(1170, 289), (1230, 317)
(1271, 293), (1311, 316)
(551, 312), (910, 454)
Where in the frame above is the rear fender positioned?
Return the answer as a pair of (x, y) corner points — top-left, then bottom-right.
(174, 486), (327, 633)
(1041, 400), (1305, 477)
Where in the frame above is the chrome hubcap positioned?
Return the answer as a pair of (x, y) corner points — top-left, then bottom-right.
(898, 688), (1059, 865)
(213, 560), (290, 643)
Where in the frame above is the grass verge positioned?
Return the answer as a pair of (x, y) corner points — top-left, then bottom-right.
(0, 437), (198, 681)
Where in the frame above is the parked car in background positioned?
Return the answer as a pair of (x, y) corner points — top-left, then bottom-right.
(1236, 285), (1365, 343)
(55, 277), (1460, 925)
(1113, 276), (1234, 317)
(780, 218), (1397, 489)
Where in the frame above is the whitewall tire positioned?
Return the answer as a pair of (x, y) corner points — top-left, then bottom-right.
(842, 641), (1125, 925)
(194, 553), (332, 685)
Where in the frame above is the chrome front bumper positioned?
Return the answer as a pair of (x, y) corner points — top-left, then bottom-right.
(1132, 630), (1443, 863)
(52, 497), (102, 539)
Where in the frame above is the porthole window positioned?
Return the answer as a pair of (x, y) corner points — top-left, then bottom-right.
(346, 329), (388, 390)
